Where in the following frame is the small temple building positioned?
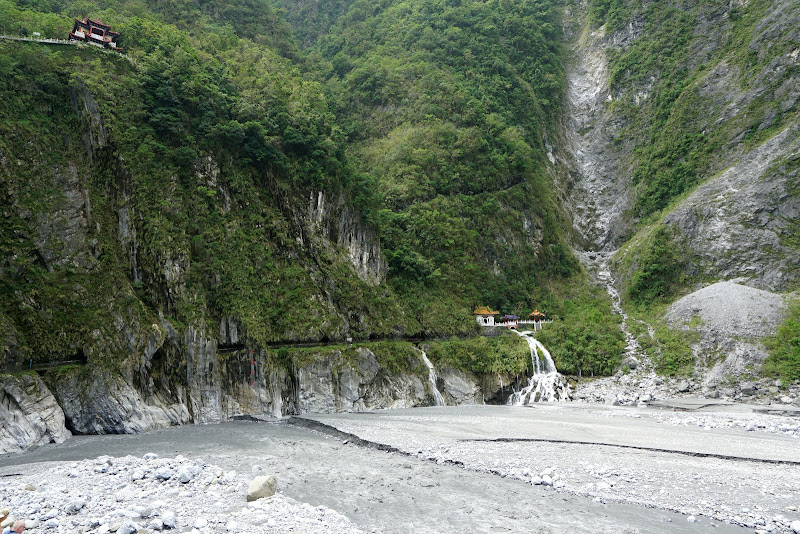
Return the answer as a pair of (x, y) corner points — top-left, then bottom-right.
(529, 310), (546, 321)
(473, 306), (499, 326)
(69, 18), (122, 51)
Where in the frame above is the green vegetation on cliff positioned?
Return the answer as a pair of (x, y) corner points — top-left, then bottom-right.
(0, 4), (399, 368)
(278, 0), (577, 329)
(536, 280), (624, 376)
(594, 0), (799, 327)
(1, 0), (628, 382)
(591, 0), (798, 220)
(763, 298), (800, 382)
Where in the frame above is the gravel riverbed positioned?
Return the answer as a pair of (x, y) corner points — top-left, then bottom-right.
(1, 454), (362, 534)
(2, 404), (797, 533)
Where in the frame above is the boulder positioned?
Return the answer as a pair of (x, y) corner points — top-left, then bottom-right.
(247, 475), (277, 502)
(621, 356), (639, 370)
(740, 382), (757, 396)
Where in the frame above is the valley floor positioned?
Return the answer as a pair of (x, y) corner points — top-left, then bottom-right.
(4, 403), (799, 533)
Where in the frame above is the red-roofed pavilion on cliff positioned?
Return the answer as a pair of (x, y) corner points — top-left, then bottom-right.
(69, 18), (122, 51)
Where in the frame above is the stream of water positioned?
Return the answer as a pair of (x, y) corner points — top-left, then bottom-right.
(419, 349), (446, 406)
(506, 331), (569, 404)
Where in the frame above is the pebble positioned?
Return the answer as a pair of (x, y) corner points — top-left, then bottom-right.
(155, 467), (173, 480)
(65, 499), (86, 514)
(161, 511), (176, 529)
(117, 520), (139, 534)
(247, 476), (277, 502)
(791, 520), (800, 533)
(177, 465), (199, 484)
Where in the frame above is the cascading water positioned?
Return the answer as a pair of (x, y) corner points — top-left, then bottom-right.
(419, 349), (446, 407)
(507, 331), (569, 404)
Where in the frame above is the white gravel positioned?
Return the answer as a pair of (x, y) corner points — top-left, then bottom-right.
(0, 454), (363, 534)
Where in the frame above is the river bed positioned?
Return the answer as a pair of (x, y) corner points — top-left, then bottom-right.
(3, 404), (793, 533)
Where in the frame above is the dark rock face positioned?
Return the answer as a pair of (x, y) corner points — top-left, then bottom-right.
(304, 191), (386, 286)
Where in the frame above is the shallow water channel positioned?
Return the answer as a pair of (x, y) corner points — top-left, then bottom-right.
(1, 409), (749, 533)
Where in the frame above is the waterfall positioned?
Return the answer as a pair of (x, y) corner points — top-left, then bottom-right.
(419, 349), (446, 407)
(507, 331), (569, 404)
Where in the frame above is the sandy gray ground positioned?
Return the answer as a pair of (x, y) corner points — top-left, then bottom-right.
(0, 409), (753, 534)
(304, 404), (800, 533)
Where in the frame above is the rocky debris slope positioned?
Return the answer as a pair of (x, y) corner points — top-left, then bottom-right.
(573, 278), (798, 406)
(0, 374), (70, 454)
(666, 281), (789, 393)
(573, 251), (667, 405)
(572, 369), (671, 406)
(0, 454), (362, 534)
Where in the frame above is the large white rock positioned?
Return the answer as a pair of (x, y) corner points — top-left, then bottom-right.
(246, 476), (277, 502)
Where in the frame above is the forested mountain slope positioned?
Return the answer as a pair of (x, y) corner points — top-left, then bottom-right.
(0, 0), (621, 444)
(1, 0), (798, 446)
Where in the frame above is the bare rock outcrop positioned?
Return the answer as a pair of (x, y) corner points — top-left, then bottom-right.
(296, 347), (427, 413)
(0, 373), (70, 453)
(663, 126), (800, 292)
(47, 368), (189, 435)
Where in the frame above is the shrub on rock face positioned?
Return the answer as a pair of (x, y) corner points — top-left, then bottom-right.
(627, 226), (684, 306)
(246, 475), (277, 502)
(763, 299), (800, 382)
